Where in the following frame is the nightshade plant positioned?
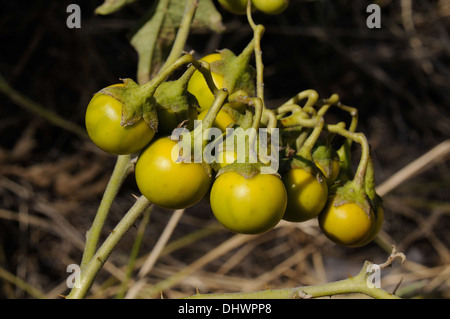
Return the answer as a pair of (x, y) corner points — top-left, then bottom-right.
(65, 0), (404, 299)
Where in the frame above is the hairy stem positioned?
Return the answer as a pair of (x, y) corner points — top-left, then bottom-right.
(66, 196), (152, 299)
(297, 117), (324, 160)
(280, 89), (319, 116)
(160, 0), (199, 73)
(80, 154), (133, 270)
(326, 124), (370, 187)
(186, 260), (400, 299)
(115, 205), (153, 299)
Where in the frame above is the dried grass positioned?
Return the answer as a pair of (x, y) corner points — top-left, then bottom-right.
(0, 0), (449, 299)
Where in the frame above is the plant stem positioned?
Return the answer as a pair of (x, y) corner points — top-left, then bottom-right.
(276, 104), (302, 117)
(136, 0), (171, 84)
(115, 205), (153, 299)
(80, 154), (133, 270)
(66, 195), (152, 299)
(297, 117), (324, 161)
(280, 89), (319, 115)
(186, 261), (399, 299)
(337, 102), (359, 134)
(295, 129), (311, 151)
(198, 89), (229, 133)
(246, 97), (263, 163)
(246, 10), (277, 131)
(194, 61), (219, 96)
(247, 9), (264, 104)
(141, 53), (196, 97)
(326, 124), (370, 187)
(160, 0), (199, 73)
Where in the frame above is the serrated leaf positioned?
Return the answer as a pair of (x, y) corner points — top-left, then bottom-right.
(95, 0), (138, 15)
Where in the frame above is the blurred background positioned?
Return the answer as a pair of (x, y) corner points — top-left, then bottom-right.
(0, 0), (449, 298)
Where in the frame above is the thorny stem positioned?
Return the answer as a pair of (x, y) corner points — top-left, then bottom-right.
(80, 154), (133, 270)
(66, 196), (152, 299)
(115, 205), (153, 299)
(187, 247), (405, 299)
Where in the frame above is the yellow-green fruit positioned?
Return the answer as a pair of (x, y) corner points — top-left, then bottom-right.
(135, 137), (211, 210)
(251, 0), (289, 15)
(210, 171), (287, 234)
(318, 197), (376, 247)
(218, 0), (249, 15)
(85, 84), (155, 155)
(282, 168), (328, 222)
(312, 145), (340, 185)
(187, 53), (247, 113)
(188, 54), (224, 112)
(215, 149), (237, 169)
(359, 205), (384, 246)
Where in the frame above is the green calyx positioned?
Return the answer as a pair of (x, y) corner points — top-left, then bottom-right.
(99, 78), (159, 131)
(312, 143), (339, 179)
(364, 150), (384, 213)
(335, 140), (354, 185)
(332, 180), (373, 218)
(212, 49), (256, 98)
(99, 66), (199, 134)
(216, 162), (264, 180)
(152, 78), (199, 134)
(289, 154), (325, 185)
(223, 105), (253, 129)
(282, 114), (325, 182)
(364, 150), (377, 200)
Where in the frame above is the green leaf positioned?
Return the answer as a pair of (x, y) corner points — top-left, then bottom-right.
(172, 0), (225, 33)
(130, 0), (224, 84)
(95, 0), (138, 15)
(130, 0), (170, 84)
